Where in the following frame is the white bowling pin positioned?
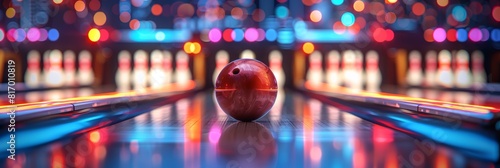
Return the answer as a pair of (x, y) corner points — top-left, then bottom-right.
(342, 50), (356, 88)
(132, 50), (149, 90)
(44, 50), (65, 87)
(436, 50), (454, 88)
(163, 51), (173, 84)
(213, 50), (229, 85)
(25, 50), (41, 88)
(306, 51), (324, 86)
(77, 50), (95, 86)
(352, 50), (364, 91)
(406, 50), (424, 86)
(240, 49), (256, 59)
(326, 50), (342, 87)
(174, 51), (192, 84)
(454, 50), (472, 88)
(149, 50), (167, 88)
(63, 50), (76, 86)
(269, 50), (286, 88)
(471, 50), (486, 88)
(424, 51), (438, 87)
(116, 50), (132, 92)
(364, 50), (381, 92)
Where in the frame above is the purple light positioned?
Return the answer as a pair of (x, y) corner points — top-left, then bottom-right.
(256, 28), (266, 41)
(244, 28), (258, 42)
(433, 28), (446, 42)
(27, 28), (40, 42)
(469, 28), (482, 42)
(39, 29), (48, 41)
(208, 28), (221, 42)
(15, 29), (26, 42)
(480, 28), (489, 41)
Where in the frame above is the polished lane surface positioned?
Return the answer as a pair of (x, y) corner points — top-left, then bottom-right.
(3, 91), (497, 167)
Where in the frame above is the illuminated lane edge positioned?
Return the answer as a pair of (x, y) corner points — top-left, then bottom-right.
(120, 29), (192, 43)
(0, 81), (197, 121)
(304, 82), (498, 122)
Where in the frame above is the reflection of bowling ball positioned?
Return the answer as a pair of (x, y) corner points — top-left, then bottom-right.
(217, 122), (277, 167)
(215, 59), (278, 122)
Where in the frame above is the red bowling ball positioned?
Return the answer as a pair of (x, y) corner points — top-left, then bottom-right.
(215, 59), (278, 121)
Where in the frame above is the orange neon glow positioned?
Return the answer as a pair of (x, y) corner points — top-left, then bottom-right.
(183, 42), (201, 54)
(89, 131), (101, 143)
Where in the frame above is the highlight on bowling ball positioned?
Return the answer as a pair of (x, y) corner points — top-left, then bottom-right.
(214, 59), (278, 122)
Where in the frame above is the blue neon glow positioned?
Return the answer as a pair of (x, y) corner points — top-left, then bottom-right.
(15, 29), (26, 42)
(276, 6), (289, 19)
(297, 29), (355, 42)
(265, 29), (277, 41)
(492, 29), (500, 42)
(124, 29), (191, 43)
(294, 20), (308, 36)
(48, 29), (59, 41)
(277, 29), (294, 44)
(0, 29), (4, 41)
(452, 6), (467, 22)
(391, 18), (417, 31)
(331, 0), (344, 6)
(457, 29), (468, 42)
(341, 12), (355, 27)
(232, 29), (244, 42)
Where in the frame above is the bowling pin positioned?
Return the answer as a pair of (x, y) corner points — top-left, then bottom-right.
(424, 51), (438, 87)
(63, 50), (76, 86)
(406, 50), (424, 86)
(436, 50), (454, 88)
(42, 50), (50, 86)
(352, 50), (364, 91)
(174, 51), (192, 84)
(132, 50), (149, 90)
(326, 50), (342, 87)
(77, 50), (95, 86)
(44, 50), (65, 87)
(306, 51), (324, 86)
(364, 50), (381, 92)
(213, 50), (229, 85)
(240, 49), (256, 59)
(269, 50), (286, 88)
(341, 50), (356, 88)
(471, 50), (486, 88)
(163, 50), (173, 84)
(454, 50), (472, 88)
(149, 50), (167, 89)
(25, 50), (41, 88)
(116, 50), (132, 92)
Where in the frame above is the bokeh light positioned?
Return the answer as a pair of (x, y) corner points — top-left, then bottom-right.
(6, 8), (16, 18)
(119, 12), (131, 23)
(385, 29), (394, 41)
(276, 6), (289, 19)
(468, 28), (482, 42)
(244, 28), (258, 42)
(208, 28), (222, 42)
(412, 3), (425, 16)
(424, 29), (434, 42)
(456, 28), (468, 42)
(341, 12), (355, 26)
(373, 28), (386, 42)
(177, 3), (195, 18)
(302, 42), (314, 54)
(493, 6), (500, 22)
(53, 0), (63, 4)
(151, 4), (163, 16)
(99, 29), (109, 42)
(39, 29), (48, 41)
(437, 0), (448, 7)
(257, 28), (266, 41)
(310, 10), (322, 22)
(252, 9), (265, 22)
(385, 12), (397, 24)
(480, 28), (489, 41)
(265, 29), (277, 41)
(183, 42), (201, 54)
(446, 29), (457, 42)
(0, 29), (4, 42)
(93, 12), (107, 26)
(492, 29), (500, 42)
(433, 28), (446, 42)
(15, 29), (26, 42)
(27, 28), (41, 42)
(223, 29), (233, 42)
(386, 0), (397, 4)
(452, 6), (467, 22)
(89, 0), (100, 11)
(74, 1), (86, 12)
(48, 29), (59, 41)
(88, 28), (100, 42)
(353, 1), (365, 12)
(331, 0), (343, 6)
(129, 19), (140, 30)
(333, 21), (346, 34)
(7, 29), (15, 42)
(231, 29), (244, 42)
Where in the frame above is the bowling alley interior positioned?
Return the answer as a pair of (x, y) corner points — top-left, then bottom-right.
(1, 0), (500, 167)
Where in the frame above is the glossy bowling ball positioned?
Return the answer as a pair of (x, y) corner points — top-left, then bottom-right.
(215, 59), (278, 122)
(217, 122), (277, 167)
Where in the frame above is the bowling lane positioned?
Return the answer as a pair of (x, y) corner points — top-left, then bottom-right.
(3, 90), (497, 167)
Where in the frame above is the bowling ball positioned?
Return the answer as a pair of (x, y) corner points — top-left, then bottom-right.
(217, 122), (277, 167)
(215, 59), (278, 121)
